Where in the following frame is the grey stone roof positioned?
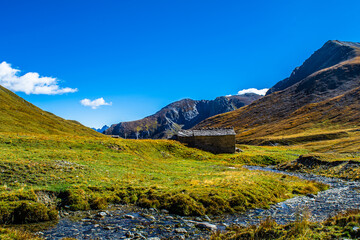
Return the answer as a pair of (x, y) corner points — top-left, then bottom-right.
(177, 128), (235, 137)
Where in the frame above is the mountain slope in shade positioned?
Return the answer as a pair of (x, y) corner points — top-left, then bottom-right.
(0, 85), (101, 136)
(196, 40), (360, 143)
(105, 93), (262, 139)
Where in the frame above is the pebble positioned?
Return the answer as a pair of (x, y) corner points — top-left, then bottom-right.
(174, 228), (187, 233)
(196, 222), (217, 231)
(81, 218), (91, 222)
(103, 226), (114, 230)
(161, 209), (169, 214)
(97, 212), (107, 218)
(124, 214), (135, 219)
(125, 231), (134, 238)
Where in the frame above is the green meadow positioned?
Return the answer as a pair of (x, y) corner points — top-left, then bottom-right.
(0, 132), (325, 228)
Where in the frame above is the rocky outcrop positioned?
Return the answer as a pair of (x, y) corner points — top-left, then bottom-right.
(104, 94), (261, 139)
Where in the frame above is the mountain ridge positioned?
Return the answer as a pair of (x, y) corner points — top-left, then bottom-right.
(92, 125), (109, 133)
(105, 93), (262, 139)
(196, 40), (360, 143)
(267, 40), (360, 95)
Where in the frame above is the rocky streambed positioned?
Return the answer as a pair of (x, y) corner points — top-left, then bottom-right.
(40, 166), (360, 239)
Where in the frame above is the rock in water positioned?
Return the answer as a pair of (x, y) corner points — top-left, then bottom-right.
(174, 228), (187, 233)
(196, 222), (217, 231)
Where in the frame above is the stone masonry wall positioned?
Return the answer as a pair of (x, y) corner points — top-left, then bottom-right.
(178, 135), (235, 154)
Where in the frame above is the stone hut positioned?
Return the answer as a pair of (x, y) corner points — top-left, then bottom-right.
(176, 128), (236, 154)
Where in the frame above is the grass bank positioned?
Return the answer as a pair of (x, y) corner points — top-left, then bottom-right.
(278, 154), (360, 181)
(211, 209), (360, 239)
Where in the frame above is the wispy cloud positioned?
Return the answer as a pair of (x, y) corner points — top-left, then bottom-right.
(80, 98), (112, 109)
(237, 88), (269, 96)
(0, 61), (77, 95)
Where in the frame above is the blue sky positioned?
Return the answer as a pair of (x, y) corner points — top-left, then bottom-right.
(1, 0), (360, 128)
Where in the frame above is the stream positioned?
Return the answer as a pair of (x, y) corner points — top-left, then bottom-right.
(40, 166), (360, 239)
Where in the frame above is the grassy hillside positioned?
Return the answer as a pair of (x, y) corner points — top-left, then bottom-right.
(233, 87), (360, 146)
(196, 54), (360, 153)
(0, 86), (101, 136)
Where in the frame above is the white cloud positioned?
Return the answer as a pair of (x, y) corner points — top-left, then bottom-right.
(80, 98), (112, 109)
(237, 88), (269, 96)
(0, 61), (77, 95)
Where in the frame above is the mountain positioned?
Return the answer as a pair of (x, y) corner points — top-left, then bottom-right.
(92, 125), (109, 133)
(105, 94), (262, 139)
(0, 85), (101, 136)
(196, 40), (360, 143)
(267, 40), (360, 95)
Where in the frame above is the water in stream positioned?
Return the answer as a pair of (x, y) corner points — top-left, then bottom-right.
(40, 166), (360, 239)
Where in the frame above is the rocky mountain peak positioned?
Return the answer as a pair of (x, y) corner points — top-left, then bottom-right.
(267, 40), (360, 95)
(195, 40), (360, 143)
(105, 93), (262, 139)
(92, 125), (109, 133)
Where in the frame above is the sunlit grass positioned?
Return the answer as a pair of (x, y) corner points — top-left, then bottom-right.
(0, 132), (325, 226)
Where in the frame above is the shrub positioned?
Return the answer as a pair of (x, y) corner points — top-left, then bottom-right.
(89, 196), (108, 210)
(138, 197), (160, 209)
(60, 188), (90, 211)
(12, 201), (58, 224)
(198, 195), (233, 214)
(229, 195), (246, 207)
(165, 194), (205, 216)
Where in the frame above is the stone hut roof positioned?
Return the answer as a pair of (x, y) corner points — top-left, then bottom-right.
(177, 128), (236, 137)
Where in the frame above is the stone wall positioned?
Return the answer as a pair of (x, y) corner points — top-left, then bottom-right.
(178, 135), (235, 154)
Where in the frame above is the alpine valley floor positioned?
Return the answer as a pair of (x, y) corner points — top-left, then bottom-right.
(0, 132), (328, 239)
